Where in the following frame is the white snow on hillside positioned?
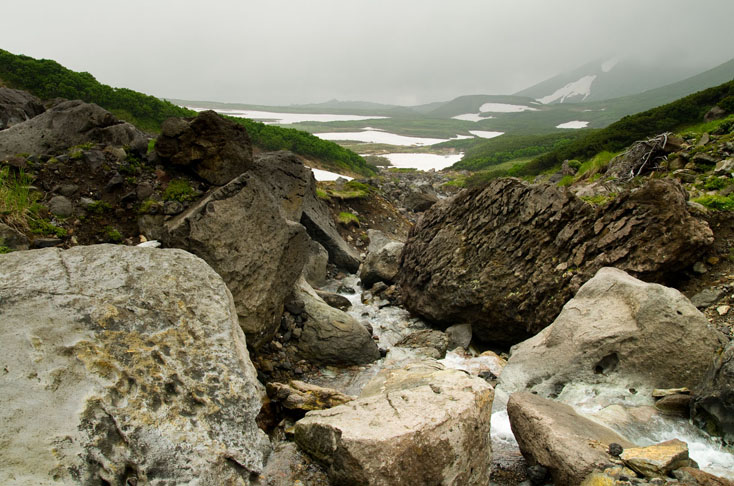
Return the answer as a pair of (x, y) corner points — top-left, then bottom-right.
(452, 113), (493, 122)
(478, 103), (537, 113)
(556, 120), (589, 129)
(536, 75), (597, 104)
(601, 57), (619, 72)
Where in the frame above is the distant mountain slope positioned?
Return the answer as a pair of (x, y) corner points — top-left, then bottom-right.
(515, 58), (707, 104)
(426, 94), (539, 117)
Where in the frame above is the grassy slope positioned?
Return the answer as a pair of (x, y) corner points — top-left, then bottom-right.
(0, 49), (375, 176)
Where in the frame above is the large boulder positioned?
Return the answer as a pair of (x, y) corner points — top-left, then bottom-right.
(0, 87), (45, 130)
(398, 178), (714, 345)
(0, 245), (269, 485)
(255, 151), (361, 272)
(691, 340), (734, 445)
(498, 268), (727, 402)
(162, 172), (310, 348)
(359, 230), (403, 287)
(507, 392), (634, 486)
(0, 99), (147, 160)
(292, 277), (380, 366)
(155, 110), (253, 185)
(295, 360), (494, 486)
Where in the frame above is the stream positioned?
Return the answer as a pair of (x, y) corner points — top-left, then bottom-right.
(298, 274), (734, 484)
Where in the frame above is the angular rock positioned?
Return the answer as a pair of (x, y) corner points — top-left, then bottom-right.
(266, 380), (355, 412)
(0, 221), (29, 250)
(48, 194), (74, 218)
(399, 178), (713, 345)
(507, 392), (633, 486)
(705, 106), (727, 123)
(302, 239), (328, 288)
(654, 394), (691, 417)
(714, 158), (734, 176)
(315, 289), (352, 311)
(0, 245), (269, 485)
(395, 329), (449, 359)
(691, 340), (734, 445)
(294, 277), (380, 366)
(498, 268), (727, 401)
(360, 238), (403, 288)
(295, 360), (494, 486)
(445, 323), (472, 350)
(162, 172), (309, 348)
(620, 439), (693, 478)
(0, 100), (147, 160)
(155, 110), (253, 185)
(674, 467), (734, 486)
(691, 287), (725, 308)
(0, 87), (45, 130)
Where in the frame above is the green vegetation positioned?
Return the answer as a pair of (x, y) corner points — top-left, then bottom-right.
(576, 151), (620, 179)
(104, 226), (123, 243)
(320, 180), (374, 200)
(163, 179), (196, 203)
(29, 218), (67, 238)
(338, 212), (359, 225)
(557, 175), (574, 187)
(315, 188), (330, 200)
(580, 193), (618, 206)
(520, 80), (734, 177)
(0, 243), (12, 254)
(0, 166), (42, 229)
(86, 200), (112, 215)
(693, 194), (734, 211)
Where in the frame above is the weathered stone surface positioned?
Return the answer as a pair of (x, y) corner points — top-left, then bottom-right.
(620, 439), (692, 478)
(0, 245), (269, 485)
(48, 194), (74, 218)
(295, 360), (494, 486)
(315, 289), (352, 311)
(303, 239), (328, 288)
(507, 392), (633, 486)
(498, 268), (726, 401)
(0, 100), (147, 160)
(163, 172), (309, 348)
(155, 110), (253, 185)
(360, 238), (403, 288)
(266, 380), (355, 412)
(445, 323), (472, 350)
(691, 340), (734, 445)
(674, 467), (734, 486)
(294, 277), (380, 366)
(705, 106), (727, 123)
(255, 150), (361, 272)
(395, 329), (449, 359)
(0, 221), (29, 250)
(259, 442), (330, 486)
(714, 158), (734, 176)
(654, 394), (691, 417)
(0, 87), (44, 130)
(399, 178), (713, 345)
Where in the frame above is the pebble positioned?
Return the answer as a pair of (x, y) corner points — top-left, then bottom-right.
(717, 305), (730, 316)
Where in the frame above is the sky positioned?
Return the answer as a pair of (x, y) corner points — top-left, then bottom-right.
(4, 0), (734, 106)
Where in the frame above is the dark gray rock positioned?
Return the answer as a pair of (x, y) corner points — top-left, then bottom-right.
(359, 230), (404, 288)
(302, 239), (328, 288)
(156, 110), (253, 185)
(136, 182), (154, 200)
(691, 340), (734, 445)
(445, 323), (472, 350)
(704, 106), (727, 123)
(58, 184), (79, 197)
(0, 222), (29, 250)
(691, 288), (725, 308)
(0, 87), (44, 130)
(48, 195), (73, 218)
(399, 178), (713, 345)
(315, 290), (352, 311)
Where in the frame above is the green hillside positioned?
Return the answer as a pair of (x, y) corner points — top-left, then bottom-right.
(0, 49), (375, 176)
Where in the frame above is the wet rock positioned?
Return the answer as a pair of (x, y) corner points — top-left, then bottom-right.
(507, 392), (634, 486)
(48, 195), (74, 218)
(359, 230), (403, 288)
(0, 222), (29, 250)
(266, 380), (355, 412)
(0, 99), (147, 160)
(156, 110), (253, 185)
(445, 323), (472, 350)
(654, 394), (691, 417)
(620, 439), (694, 478)
(315, 290), (352, 311)
(673, 467), (734, 486)
(293, 277), (380, 366)
(691, 340), (734, 445)
(399, 179), (713, 346)
(395, 329), (449, 359)
(498, 268), (726, 403)
(0, 245), (269, 485)
(303, 239), (328, 288)
(295, 360), (493, 486)
(259, 442), (330, 486)
(162, 172), (309, 348)
(0, 87), (45, 130)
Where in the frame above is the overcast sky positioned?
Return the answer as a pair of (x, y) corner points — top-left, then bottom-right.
(4, 1), (733, 106)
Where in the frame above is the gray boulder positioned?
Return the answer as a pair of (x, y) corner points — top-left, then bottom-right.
(163, 172), (310, 348)
(691, 340), (734, 445)
(48, 195), (74, 218)
(0, 100), (147, 160)
(399, 178), (714, 345)
(0, 245), (269, 485)
(446, 323), (473, 350)
(302, 239), (329, 288)
(0, 221), (29, 250)
(295, 360), (494, 486)
(293, 278), (379, 366)
(498, 268), (727, 402)
(155, 110), (253, 185)
(507, 392), (633, 486)
(359, 230), (404, 287)
(395, 329), (449, 359)
(0, 87), (44, 130)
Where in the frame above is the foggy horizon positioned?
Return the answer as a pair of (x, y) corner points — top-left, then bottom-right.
(4, 0), (734, 106)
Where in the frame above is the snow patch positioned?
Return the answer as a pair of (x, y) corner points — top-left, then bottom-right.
(309, 167), (353, 181)
(479, 103), (537, 113)
(601, 57), (620, 73)
(556, 120), (589, 129)
(536, 75), (597, 104)
(451, 113), (493, 122)
(469, 130), (504, 139)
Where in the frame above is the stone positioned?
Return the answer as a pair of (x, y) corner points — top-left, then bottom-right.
(315, 290), (352, 311)
(0, 100), (147, 160)
(136, 182), (154, 200)
(698, 132), (711, 147)
(652, 388), (690, 398)
(259, 442), (330, 486)
(704, 106), (727, 123)
(654, 394), (691, 417)
(497, 268), (726, 403)
(302, 239), (328, 288)
(620, 439), (693, 478)
(445, 323), (472, 350)
(295, 360), (494, 486)
(48, 195), (74, 218)
(714, 158), (734, 176)
(293, 277), (380, 366)
(691, 340), (734, 445)
(163, 200), (184, 215)
(58, 183), (79, 197)
(692, 153), (718, 167)
(155, 110), (253, 185)
(507, 392), (633, 486)
(266, 380), (355, 412)
(674, 467), (734, 486)
(399, 179), (713, 345)
(0, 87), (45, 130)
(395, 329), (449, 359)
(0, 245), (269, 485)
(31, 237), (63, 248)
(359, 239), (404, 288)
(717, 305), (730, 316)
(162, 172), (310, 348)
(0, 221), (29, 250)
(691, 288), (725, 308)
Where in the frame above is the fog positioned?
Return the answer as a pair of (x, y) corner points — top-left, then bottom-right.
(4, 0), (733, 106)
